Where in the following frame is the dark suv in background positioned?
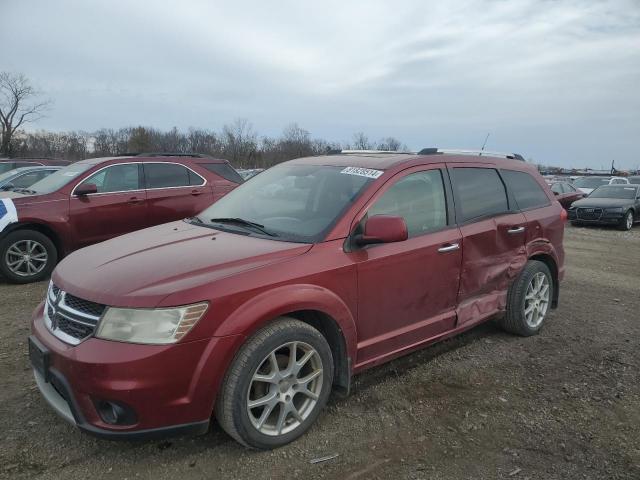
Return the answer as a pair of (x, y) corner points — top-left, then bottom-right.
(0, 153), (242, 283)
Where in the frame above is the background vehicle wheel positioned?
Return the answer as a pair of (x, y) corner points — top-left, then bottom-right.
(618, 210), (634, 231)
(216, 317), (334, 449)
(0, 230), (57, 284)
(500, 260), (553, 336)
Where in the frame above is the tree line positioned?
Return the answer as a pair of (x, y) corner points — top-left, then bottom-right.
(8, 122), (407, 169)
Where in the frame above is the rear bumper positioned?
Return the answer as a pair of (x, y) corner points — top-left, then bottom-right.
(30, 302), (242, 440)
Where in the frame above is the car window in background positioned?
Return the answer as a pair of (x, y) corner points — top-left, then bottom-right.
(450, 167), (508, 222)
(573, 177), (610, 189)
(369, 170), (447, 237)
(629, 176), (640, 184)
(30, 163), (93, 194)
(589, 186), (638, 199)
(199, 164), (373, 242)
(502, 170), (550, 210)
(144, 163), (201, 188)
(11, 171), (50, 188)
(0, 169), (20, 182)
(610, 178), (627, 185)
(202, 163), (244, 183)
(550, 183), (563, 194)
(0, 163), (16, 174)
(79, 164), (140, 193)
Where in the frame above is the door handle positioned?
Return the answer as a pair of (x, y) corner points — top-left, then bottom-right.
(507, 226), (525, 234)
(191, 189), (203, 196)
(127, 197), (143, 205)
(438, 243), (460, 253)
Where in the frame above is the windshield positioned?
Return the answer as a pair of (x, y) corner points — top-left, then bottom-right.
(589, 186), (638, 199)
(198, 164), (376, 242)
(573, 177), (610, 188)
(28, 163), (93, 194)
(0, 169), (20, 183)
(0, 163), (16, 174)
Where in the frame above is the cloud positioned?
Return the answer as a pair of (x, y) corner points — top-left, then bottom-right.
(2, 0), (639, 167)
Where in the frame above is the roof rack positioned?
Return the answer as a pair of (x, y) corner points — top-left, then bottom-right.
(118, 152), (210, 158)
(327, 149), (413, 155)
(418, 148), (525, 161)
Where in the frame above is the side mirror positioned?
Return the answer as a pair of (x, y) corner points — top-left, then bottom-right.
(1, 183), (14, 191)
(356, 215), (408, 246)
(74, 183), (98, 196)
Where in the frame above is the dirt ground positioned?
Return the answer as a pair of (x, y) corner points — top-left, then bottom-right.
(1, 224), (639, 480)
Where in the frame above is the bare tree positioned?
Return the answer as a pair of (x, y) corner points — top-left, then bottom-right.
(352, 132), (372, 150)
(0, 72), (51, 156)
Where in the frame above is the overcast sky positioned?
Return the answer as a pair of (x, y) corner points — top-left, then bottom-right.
(3, 0), (639, 168)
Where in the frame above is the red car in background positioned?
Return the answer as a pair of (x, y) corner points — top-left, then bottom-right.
(547, 180), (584, 209)
(0, 157), (71, 174)
(0, 153), (242, 283)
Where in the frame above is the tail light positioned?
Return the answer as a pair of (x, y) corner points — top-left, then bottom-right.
(560, 208), (568, 221)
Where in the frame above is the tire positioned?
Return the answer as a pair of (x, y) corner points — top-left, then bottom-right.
(570, 221), (583, 227)
(215, 317), (334, 449)
(0, 229), (57, 284)
(618, 210), (634, 231)
(500, 260), (553, 337)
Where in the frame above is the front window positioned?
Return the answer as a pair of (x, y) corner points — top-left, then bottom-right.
(198, 164), (376, 242)
(78, 163), (140, 193)
(589, 186), (638, 199)
(29, 163), (94, 194)
(573, 177), (610, 189)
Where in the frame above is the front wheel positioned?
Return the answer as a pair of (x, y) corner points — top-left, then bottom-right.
(500, 260), (553, 336)
(619, 210), (634, 231)
(215, 318), (334, 449)
(0, 230), (57, 284)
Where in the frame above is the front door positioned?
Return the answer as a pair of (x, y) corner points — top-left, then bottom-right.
(350, 166), (462, 367)
(69, 163), (148, 248)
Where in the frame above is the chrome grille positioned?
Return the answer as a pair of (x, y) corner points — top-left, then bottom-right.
(45, 283), (105, 345)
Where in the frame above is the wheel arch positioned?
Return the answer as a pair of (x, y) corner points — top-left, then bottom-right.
(214, 284), (357, 396)
(529, 252), (559, 308)
(2, 222), (63, 258)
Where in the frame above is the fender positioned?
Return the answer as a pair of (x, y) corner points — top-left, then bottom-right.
(526, 238), (560, 268)
(213, 283), (358, 360)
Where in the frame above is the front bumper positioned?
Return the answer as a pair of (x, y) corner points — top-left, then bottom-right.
(30, 302), (242, 440)
(568, 209), (623, 225)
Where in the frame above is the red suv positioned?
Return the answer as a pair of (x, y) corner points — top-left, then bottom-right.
(0, 154), (242, 283)
(28, 150), (564, 449)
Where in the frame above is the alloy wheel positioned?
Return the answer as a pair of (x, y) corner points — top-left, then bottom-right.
(247, 341), (323, 436)
(4, 240), (48, 277)
(626, 212), (633, 230)
(523, 272), (550, 329)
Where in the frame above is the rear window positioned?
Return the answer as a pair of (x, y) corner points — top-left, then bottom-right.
(501, 170), (550, 210)
(202, 163), (244, 184)
(450, 167), (509, 222)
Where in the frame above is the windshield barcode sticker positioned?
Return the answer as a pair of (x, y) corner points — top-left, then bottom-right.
(340, 167), (384, 179)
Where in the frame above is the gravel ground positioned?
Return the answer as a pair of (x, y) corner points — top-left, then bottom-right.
(1, 224), (639, 480)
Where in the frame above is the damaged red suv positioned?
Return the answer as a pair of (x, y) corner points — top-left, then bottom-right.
(29, 149), (564, 449)
(0, 153), (242, 283)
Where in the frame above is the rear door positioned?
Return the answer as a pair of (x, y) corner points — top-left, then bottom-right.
(69, 163), (148, 248)
(448, 165), (527, 326)
(352, 165), (462, 366)
(142, 162), (213, 224)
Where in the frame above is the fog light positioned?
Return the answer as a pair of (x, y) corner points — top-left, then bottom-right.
(95, 400), (137, 425)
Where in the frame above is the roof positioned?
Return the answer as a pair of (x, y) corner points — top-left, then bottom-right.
(287, 151), (532, 170)
(75, 154), (228, 165)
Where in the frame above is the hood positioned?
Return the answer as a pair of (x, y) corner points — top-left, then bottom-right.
(53, 221), (312, 307)
(2, 190), (65, 206)
(571, 197), (634, 208)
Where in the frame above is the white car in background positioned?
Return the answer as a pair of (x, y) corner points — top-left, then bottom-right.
(573, 176), (629, 194)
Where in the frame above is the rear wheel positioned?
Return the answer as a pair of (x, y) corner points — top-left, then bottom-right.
(216, 317), (334, 449)
(0, 230), (57, 284)
(619, 210), (634, 231)
(500, 260), (553, 336)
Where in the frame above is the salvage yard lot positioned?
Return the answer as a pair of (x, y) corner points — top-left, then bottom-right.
(1, 225), (639, 480)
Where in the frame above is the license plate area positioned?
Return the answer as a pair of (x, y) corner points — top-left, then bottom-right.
(28, 336), (50, 382)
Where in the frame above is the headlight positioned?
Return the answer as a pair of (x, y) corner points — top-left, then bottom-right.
(95, 303), (208, 344)
(604, 207), (623, 213)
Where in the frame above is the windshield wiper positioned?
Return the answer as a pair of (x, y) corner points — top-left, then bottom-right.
(210, 217), (278, 237)
(13, 188), (37, 195)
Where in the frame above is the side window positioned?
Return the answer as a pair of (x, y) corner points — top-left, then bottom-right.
(611, 178), (626, 185)
(565, 183), (576, 192)
(368, 170), (447, 237)
(550, 183), (563, 194)
(144, 163), (195, 188)
(201, 163), (244, 184)
(501, 170), (550, 210)
(450, 168), (508, 222)
(79, 164), (140, 193)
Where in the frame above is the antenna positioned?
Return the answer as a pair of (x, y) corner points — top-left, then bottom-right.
(480, 133), (490, 156)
